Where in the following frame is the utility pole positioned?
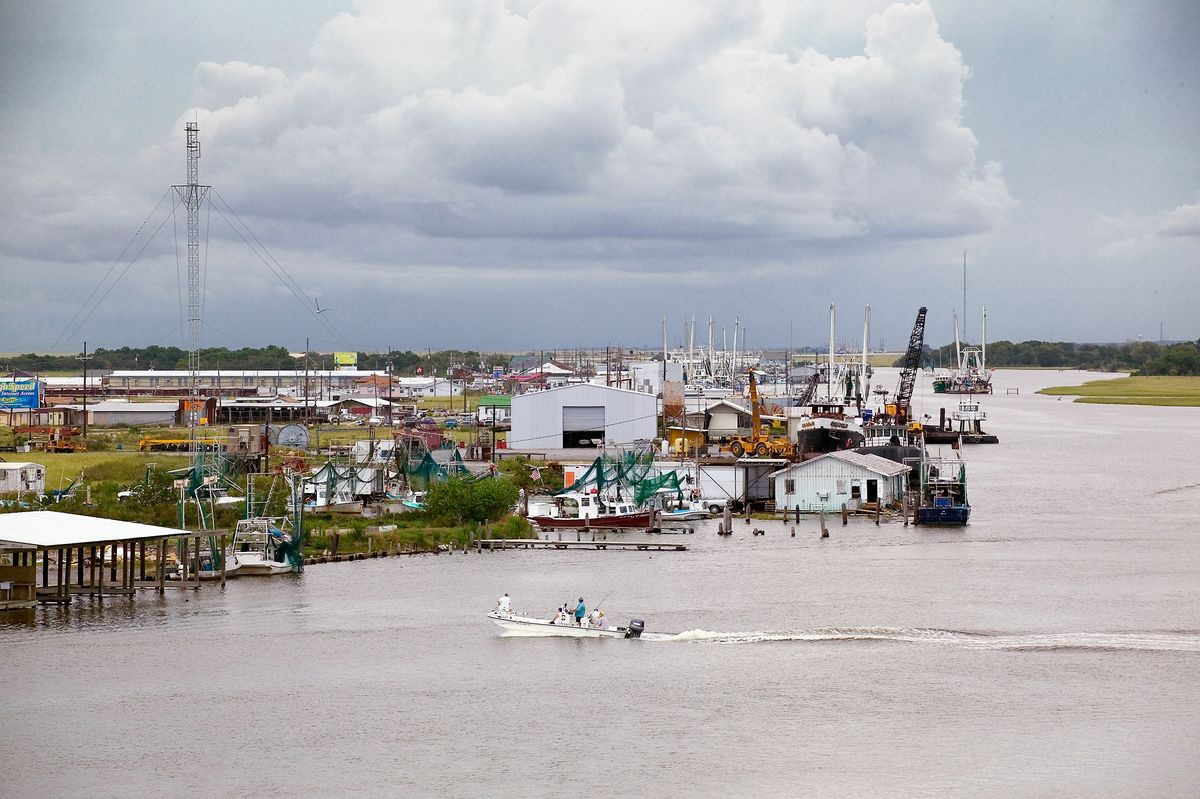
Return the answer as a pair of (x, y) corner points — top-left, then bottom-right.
(78, 341), (93, 437)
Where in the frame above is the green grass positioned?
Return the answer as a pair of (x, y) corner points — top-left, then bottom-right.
(5, 451), (190, 489)
(1038, 376), (1200, 406)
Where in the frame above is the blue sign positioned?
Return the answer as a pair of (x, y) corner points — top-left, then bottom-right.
(0, 378), (40, 409)
(492, 368), (503, 380)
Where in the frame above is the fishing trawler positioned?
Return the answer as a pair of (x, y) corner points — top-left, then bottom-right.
(229, 517), (297, 575)
(912, 450), (971, 526)
(526, 491), (652, 530)
(933, 308), (993, 395)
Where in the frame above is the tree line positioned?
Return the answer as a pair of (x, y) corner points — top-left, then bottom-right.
(7, 340), (1199, 377)
(2, 346), (512, 376)
(914, 340), (1200, 375)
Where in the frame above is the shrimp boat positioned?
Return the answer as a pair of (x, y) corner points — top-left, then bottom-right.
(526, 491), (653, 530)
(487, 611), (645, 638)
(229, 517), (298, 576)
(912, 450), (971, 526)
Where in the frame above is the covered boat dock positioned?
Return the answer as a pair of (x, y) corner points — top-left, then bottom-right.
(0, 511), (226, 605)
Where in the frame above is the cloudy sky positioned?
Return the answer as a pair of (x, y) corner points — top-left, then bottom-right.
(1, 0), (1196, 354)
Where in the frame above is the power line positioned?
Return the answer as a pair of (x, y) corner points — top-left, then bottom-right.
(50, 187), (173, 350)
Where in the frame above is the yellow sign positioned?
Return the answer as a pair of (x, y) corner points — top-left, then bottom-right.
(334, 351), (358, 367)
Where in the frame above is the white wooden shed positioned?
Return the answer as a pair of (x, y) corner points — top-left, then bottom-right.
(771, 451), (909, 513)
(0, 462), (45, 496)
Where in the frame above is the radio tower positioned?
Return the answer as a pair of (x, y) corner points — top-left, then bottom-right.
(172, 123), (210, 445)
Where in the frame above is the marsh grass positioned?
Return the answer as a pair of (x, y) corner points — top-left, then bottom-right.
(1038, 376), (1200, 406)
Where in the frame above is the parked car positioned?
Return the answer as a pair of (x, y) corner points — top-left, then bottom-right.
(367, 416), (383, 426)
(443, 419), (459, 429)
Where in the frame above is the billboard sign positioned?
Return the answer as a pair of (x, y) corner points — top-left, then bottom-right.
(0, 378), (41, 409)
(334, 351), (358, 367)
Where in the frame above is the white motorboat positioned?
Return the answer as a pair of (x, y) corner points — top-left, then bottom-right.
(229, 517), (296, 576)
(487, 611), (645, 639)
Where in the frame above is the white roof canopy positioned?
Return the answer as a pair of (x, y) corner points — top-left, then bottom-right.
(0, 511), (202, 548)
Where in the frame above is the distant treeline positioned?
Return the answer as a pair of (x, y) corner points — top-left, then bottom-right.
(911, 340), (1200, 376)
(2, 346), (510, 376)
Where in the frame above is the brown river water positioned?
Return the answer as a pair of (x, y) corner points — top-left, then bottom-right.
(2, 369), (1198, 797)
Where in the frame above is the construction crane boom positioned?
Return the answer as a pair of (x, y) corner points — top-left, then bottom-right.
(748, 368), (761, 432)
(893, 307), (928, 421)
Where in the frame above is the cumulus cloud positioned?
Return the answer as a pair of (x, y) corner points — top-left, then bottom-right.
(0, 0), (1032, 350)
(1158, 199), (1200, 238)
(180, 0), (1011, 263)
(1096, 196), (1200, 258)
(191, 61), (289, 111)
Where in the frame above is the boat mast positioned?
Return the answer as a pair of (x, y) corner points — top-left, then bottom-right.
(688, 316), (695, 385)
(861, 304), (871, 403)
(982, 306), (988, 371)
(828, 304), (835, 400)
(953, 310), (961, 367)
(661, 315), (668, 386)
(732, 317), (739, 383)
(962, 250), (968, 345)
(708, 317), (714, 380)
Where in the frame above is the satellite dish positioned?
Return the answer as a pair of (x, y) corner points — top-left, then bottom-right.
(276, 423), (311, 450)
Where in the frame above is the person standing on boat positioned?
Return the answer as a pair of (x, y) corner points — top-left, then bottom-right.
(574, 598), (586, 626)
(496, 593), (512, 615)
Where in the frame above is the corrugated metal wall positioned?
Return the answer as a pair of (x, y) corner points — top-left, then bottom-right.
(510, 384), (657, 449)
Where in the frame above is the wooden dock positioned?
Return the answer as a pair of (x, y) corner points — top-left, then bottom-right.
(475, 538), (688, 552)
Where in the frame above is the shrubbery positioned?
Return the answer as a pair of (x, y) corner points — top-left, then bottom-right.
(426, 475), (518, 526)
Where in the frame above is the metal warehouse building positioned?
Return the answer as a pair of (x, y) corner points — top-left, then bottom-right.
(78, 401), (180, 427)
(509, 384), (657, 449)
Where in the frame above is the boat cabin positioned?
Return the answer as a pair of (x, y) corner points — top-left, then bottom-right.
(552, 492), (640, 520)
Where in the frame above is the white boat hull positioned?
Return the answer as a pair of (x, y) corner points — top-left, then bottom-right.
(233, 554), (293, 576)
(487, 612), (634, 638)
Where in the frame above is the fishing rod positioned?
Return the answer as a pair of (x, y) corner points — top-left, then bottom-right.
(591, 590), (613, 614)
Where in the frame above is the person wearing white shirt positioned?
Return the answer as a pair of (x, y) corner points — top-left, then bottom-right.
(496, 593), (512, 615)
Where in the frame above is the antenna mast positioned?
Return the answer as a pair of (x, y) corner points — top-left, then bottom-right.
(172, 123), (210, 446)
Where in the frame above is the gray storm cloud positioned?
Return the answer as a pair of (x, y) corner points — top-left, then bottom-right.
(185, 0), (1014, 261)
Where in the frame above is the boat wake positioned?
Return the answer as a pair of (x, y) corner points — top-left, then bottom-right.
(641, 627), (1200, 653)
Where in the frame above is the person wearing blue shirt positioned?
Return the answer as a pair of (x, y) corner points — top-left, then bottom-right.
(574, 598), (586, 626)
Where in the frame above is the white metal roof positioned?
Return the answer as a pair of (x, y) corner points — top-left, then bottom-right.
(108, 369), (388, 378)
(770, 450), (910, 478)
(0, 511), (200, 547)
(0, 462), (43, 470)
(61, 401), (179, 412)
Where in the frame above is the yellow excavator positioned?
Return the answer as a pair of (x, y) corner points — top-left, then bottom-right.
(725, 369), (794, 458)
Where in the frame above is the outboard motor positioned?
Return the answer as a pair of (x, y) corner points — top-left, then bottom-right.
(625, 619), (645, 639)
